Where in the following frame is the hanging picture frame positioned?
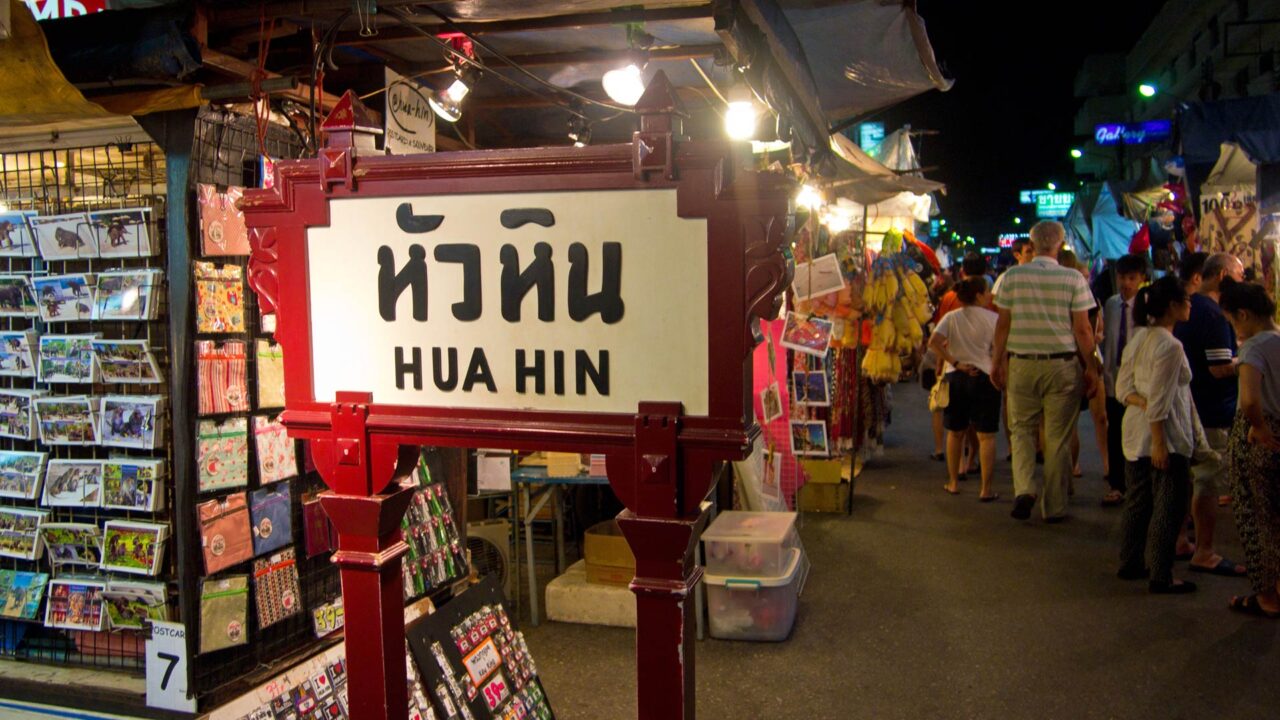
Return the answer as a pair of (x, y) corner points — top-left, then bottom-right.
(88, 207), (154, 258)
(789, 419), (830, 457)
(792, 370), (831, 407)
(31, 274), (94, 323)
(779, 312), (833, 357)
(29, 213), (96, 260)
(0, 450), (47, 500)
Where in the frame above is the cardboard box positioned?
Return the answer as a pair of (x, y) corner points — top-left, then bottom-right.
(798, 481), (851, 513)
(800, 458), (844, 484)
(584, 519), (635, 570)
(585, 562), (634, 587)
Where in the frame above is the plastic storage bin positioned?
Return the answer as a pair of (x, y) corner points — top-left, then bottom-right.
(705, 548), (807, 641)
(702, 510), (800, 578)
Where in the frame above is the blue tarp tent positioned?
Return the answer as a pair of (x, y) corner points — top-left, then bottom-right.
(1065, 182), (1140, 261)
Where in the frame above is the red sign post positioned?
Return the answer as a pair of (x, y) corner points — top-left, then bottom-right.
(241, 74), (791, 719)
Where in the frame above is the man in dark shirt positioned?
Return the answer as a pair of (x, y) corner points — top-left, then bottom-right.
(1173, 251), (1247, 577)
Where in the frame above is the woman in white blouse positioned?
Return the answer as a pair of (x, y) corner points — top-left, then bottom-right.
(1115, 275), (1204, 594)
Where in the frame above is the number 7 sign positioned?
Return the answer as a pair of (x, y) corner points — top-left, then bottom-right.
(146, 621), (197, 712)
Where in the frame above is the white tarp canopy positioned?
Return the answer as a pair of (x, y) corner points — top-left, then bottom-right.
(828, 130), (944, 206)
(1202, 142), (1257, 197)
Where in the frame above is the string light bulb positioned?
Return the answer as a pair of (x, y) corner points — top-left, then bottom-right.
(795, 185), (823, 210)
(429, 65), (480, 123)
(602, 63), (645, 106)
(724, 81), (758, 141)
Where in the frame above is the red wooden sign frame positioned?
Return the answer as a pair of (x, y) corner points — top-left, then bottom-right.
(241, 76), (791, 720)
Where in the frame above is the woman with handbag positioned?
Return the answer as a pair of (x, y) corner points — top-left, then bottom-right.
(928, 277), (1001, 500)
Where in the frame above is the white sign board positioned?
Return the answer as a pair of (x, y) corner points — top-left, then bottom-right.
(307, 189), (711, 415)
(146, 620), (197, 712)
(384, 68), (437, 155)
(477, 450), (512, 492)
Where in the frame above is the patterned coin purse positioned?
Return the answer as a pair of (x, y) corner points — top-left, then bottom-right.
(197, 492), (253, 575)
(199, 575), (249, 654)
(255, 339), (285, 409)
(249, 481), (293, 557)
(197, 340), (249, 415)
(197, 418), (249, 492)
(194, 261), (246, 333)
(253, 415), (298, 485)
(253, 547), (302, 628)
(197, 184), (251, 257)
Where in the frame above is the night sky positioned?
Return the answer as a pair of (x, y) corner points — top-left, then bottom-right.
(877, 0), (1169, 243)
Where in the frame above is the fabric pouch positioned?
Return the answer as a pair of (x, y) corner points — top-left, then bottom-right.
(255, 339), (285, 409)
(253, 415), (298, 485)
(198, 492), (254, 575)
(197, 184), (251, 256)
(197, 417), (249, 492)
(197, 340), (249, 415)
(302, 493), (336, 558)
(199, 575), (249, 654)
(195, 261), (246, 333)
(253, 547), (302, 629)
(249, 481), (293, 557)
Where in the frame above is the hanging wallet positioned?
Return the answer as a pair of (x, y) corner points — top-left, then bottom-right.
(197, 183), (252, 256)
(249, 481), (293, 557)
(253, 547), (302, 629)
(194, 261), (246, 333)
(197, 340), (249, 415)
(253, 415), (298, 485)
(197, 492), (254, 575)
(197, 417), (249, 492)
(302, 493), (336, 558)
(255, 339), (285, 409)
(199, 575), (249, 654)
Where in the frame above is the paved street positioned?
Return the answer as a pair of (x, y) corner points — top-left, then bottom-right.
(524, 382), (1280, 719)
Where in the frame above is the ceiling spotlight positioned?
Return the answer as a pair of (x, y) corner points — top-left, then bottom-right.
(603, 62), (646, 106)
(429, 65), (480, 123)
(725, 83), (759, 141)
(568, 114), (592, 148)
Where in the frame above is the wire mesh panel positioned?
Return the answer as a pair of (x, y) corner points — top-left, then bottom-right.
(0, 141), (172, 671)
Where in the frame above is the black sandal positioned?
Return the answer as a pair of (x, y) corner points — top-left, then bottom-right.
(1229, 594), (1280, 618)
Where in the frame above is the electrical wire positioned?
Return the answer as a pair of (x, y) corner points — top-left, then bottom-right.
(688, 58), (728, 105)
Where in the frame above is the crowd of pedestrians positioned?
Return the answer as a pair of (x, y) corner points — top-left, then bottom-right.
(923, 220), (1280, 615)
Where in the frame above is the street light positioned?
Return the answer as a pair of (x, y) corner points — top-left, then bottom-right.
(1070, 148), (1083, 159)
(1047, 182), (1057, 191)
(1138, 83), (1158, 98)
(1013, 217), (1022, 225)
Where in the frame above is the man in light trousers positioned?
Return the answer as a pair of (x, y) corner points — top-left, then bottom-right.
(992, 221), (1099, 522)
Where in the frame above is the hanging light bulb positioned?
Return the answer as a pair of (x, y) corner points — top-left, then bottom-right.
(602, 62), (646, 106)
(795, 185), (823, 210)
(822, 211), (852, 233)
(429, 65), (480, 123)
(724, 81), (758, 141)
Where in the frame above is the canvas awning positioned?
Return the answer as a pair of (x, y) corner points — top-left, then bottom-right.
(827, 130), (944, 206)
(1201, 142), (1257, 197)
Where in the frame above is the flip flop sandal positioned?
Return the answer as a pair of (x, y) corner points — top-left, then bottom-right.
(943, 485), (961, 495)
(1229, 594), (1280, 619)
(978, 493), (1000, 503)
(1190, 557), (1248, 577)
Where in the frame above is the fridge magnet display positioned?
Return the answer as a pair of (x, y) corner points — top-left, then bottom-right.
(253, 547), (302, 629)
(94, 269), (161, 321)
(44, 578), (105, 631)
(0, 210), (38, 257)
(0, 330), (38, 377)
(0, 275), (37, 317)
(0, 450), (47, 500)
(760, 382), (783, 424)
(99, 395), (163, 450)
(789, 420), (830, 457)
(779, 312), (833, 357)
(30, 213), (96, 260)
(34, 396), (98, 445)
(198, 492), (253, 574)
(0, 570), (50, 620)
(792, 253), (847, 300)
(198, 574), (249, 654)
(195, 261), (245, 333)
(253, 415), (297, 485)
(38, 335), (97, 384)
(100, 520), (167, 576)
(197, 340), (249, 415)
(793, 371), (831, 407)
(0, 389), (45, 440)
(89, 208), (153, 258)
(0, 507), (47, 561)
(41, 459), (103, 507)
(198, 184), (252, 256)
(102, 458), (164, 512)
(197, 417), (249, 492)
(249, 481), (292, 557)
(255, 339), (285, 409)
(408, 575), (555, 720)
(40, 523), (102, 567)
(31, 274), (94, 322)
(102, 580), (166, 629)
(92, 339), (162, 384)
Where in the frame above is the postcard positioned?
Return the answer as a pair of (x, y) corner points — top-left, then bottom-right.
(0, 507), (47, 561)
(44, 578), (105, 631)
(0, 211), (38, 257)
(760, 382), (783, 423)
(0, 570), (50, 620)
(34, 395), (98, 445)
(100, 395), (163, 450)
(0, 450), (47, 500)
(0, 331), (38, 377)
(40, 523), (102, 567)
(31, 274), (94, 323)
(30, 213), (96, 260)
(42, 460), (103, 507)
(94, 270), (161, 321)
(39, 334), (97, 384)
(779, 312), (833, 357)
(793, 371), (831, 407)
(92, 339), (162, 385)
(102, 458), (165, 512)
(89, 208), (153, 258)
(0, 275), (37, 317)
(789, 420), (830, 457)
(102, 580), (166, 629)
(792, 253), (847, 300)
(100, 520), (166, 576)
(0, 389), (45, 440)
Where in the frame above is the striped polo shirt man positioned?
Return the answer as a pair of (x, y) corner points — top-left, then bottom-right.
(993, 257), (1096, 354)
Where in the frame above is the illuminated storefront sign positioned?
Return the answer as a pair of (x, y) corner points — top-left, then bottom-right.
(1035, 192), (1076, 218)
(1094, 120), (1172, 146)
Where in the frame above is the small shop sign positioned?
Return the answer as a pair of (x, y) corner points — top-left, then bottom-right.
(24, 0), (107, 19)
(1094, 119), (1173, 146)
